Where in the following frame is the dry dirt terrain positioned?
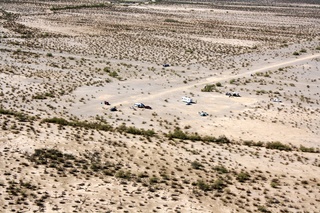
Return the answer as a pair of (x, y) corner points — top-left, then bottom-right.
(0, 0), (320, 212)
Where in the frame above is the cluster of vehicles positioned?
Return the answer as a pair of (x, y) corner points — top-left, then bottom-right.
(102, 90), (247, 117)
(102, 101), (152, 112)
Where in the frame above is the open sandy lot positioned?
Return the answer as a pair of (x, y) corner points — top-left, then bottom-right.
(0, 0), (319, 212)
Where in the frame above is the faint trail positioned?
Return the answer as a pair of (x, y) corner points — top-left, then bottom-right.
(112, 53), (320, 105)
(1, 43), (319, 106)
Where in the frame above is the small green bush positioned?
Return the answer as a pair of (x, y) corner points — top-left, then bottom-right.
(164, 18), (179, 23)
(216, 82), (222, 87)
(201, 84), (216, 92)
(211, 179), (226, 190)
(236, 172), (250, 182)
(115, 170), (131, 180)
(300, 145), (318, 153)
(197, 180), (211, 191)
(257, 206), (271, 213)
(50, 3), (107, 11)
(103, 67), (110, 73)
(213, 165), (228, 174)
(117, 124), (155, 137)
(149, 176), (159, 184)
(229, 79), (236, 84)
(109, 71), (118, 78)
(266, 141), (291, 151)
(191, 161), (203, 170)
(270, 178), (280, 188)
(42, 117), (113, 131)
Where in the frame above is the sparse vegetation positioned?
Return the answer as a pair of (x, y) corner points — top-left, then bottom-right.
(42, 117), (113, 131)
(0, 1), (319, 212)
(266, 141), (292, 151)
(50, 3), (108, 11)
(201, 84), (217, 92)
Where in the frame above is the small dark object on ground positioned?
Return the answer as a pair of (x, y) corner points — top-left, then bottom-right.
(226, 92), (240, 97)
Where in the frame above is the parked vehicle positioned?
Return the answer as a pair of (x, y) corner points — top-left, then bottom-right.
(110, 106), (117, 112)
(134, 103), (145, 108)
(182, 96), (193, 104)
(199, 111), (208, 116)
(226, 92), (240, 97)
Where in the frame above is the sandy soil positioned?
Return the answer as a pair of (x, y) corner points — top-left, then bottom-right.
(0, 0), (320, 212)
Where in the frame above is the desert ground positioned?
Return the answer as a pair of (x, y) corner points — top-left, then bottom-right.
(0, 0), (320, 212)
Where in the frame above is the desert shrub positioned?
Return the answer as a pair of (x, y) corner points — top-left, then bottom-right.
(216, 82), (222, 87)
(270, 178), (280, 188)
(243, 140), (264, 147)
(29, 148), (75, 166)
(149, 176), (159, 184)
(229, 79), (236, 84)
(196, 180), (211, 191)
(187, 133), (202, 141)
(109, 71), (118, 78)
(213, 165), (228, 174)
(243, 140), (253, 146)
(214, 135), (231, 143)
(90, 163), (102, 172)
(33, 92), (55, 99)
(256, 72), (263, 76)
(191, 161), (203, 170)
(42, 117), (70, 126)
(164, 18), (179, 23)
(256, 90), (267, 95)
(211, 179), (226, 190)
(103, 67), (110, 73)
(46, 52), (53, 57)
(293, 51), (300, 56)
(117, 124), (155, 137)
(201, 84), (216, 92)
(236, 172), (250, 182)
(0, 107), (33, 122)
(115, 170), (131, 180)
(257, 206), (271, 213)
(300, 145), (318, 153)
(42, 117), (113, 131)
(50, 3), (107, 11)
(167, 129), (188, 140)
(300, 48), (307, 53)
(266, 141), (291, 151)
(167, 129), (230, 144)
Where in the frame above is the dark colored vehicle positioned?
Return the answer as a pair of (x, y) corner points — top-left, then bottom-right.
(110, 106), (117, 112)
(163, 64), (170, 67)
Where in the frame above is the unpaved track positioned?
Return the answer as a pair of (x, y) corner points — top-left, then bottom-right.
(111, 53), (320, 106)
(1, 43), (319, 111)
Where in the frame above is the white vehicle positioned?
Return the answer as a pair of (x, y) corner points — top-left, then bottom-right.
(271, 98), (282, 103)
(226, 92), (240, 97)
(134, 103), (145, 108)
(182, 96), (193, 104)
(199, 111), (208, 116)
